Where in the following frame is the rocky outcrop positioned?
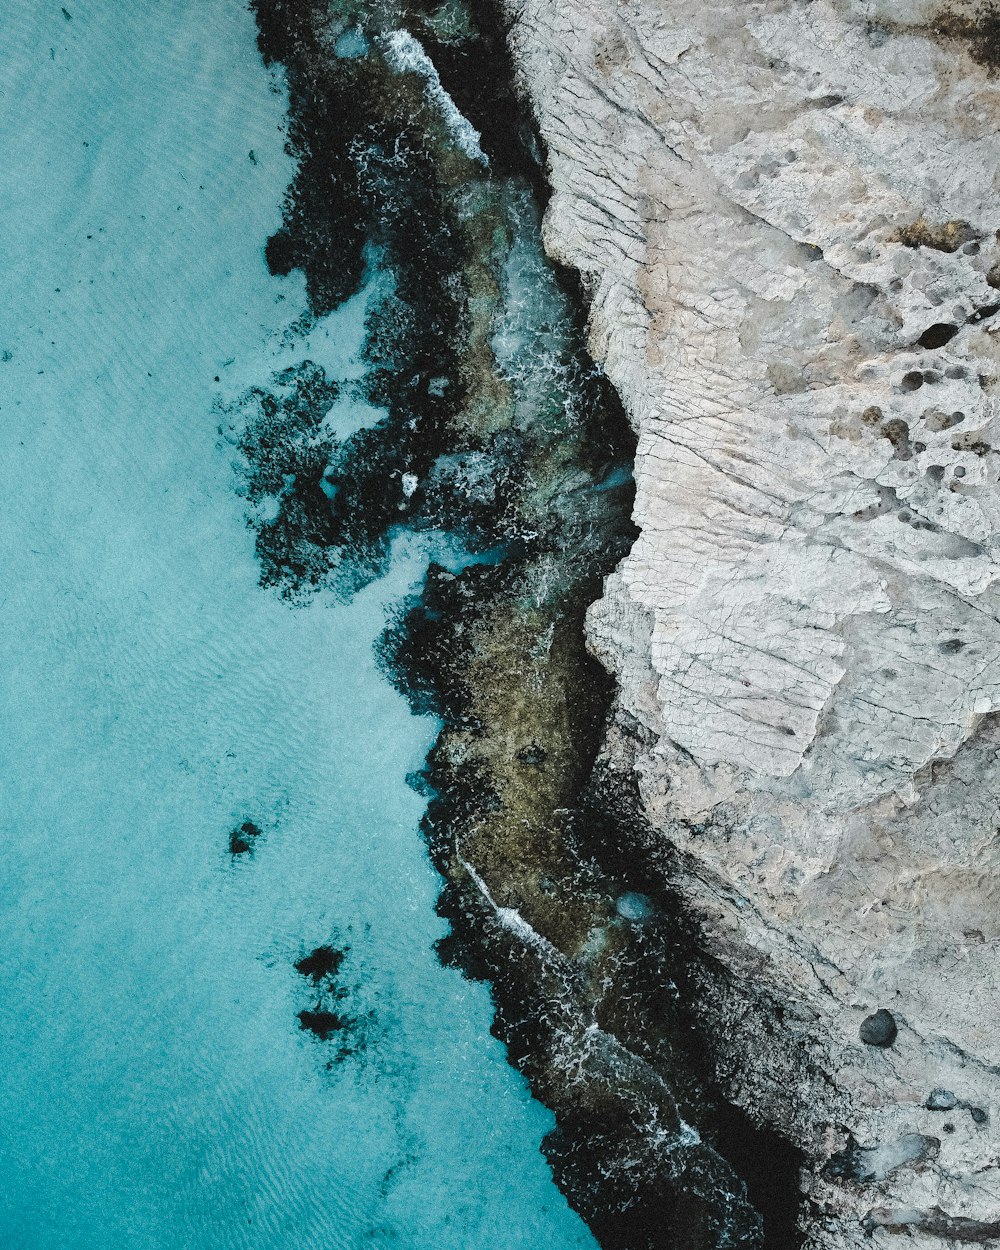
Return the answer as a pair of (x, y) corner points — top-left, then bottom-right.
(497, 0), (1000, 1243)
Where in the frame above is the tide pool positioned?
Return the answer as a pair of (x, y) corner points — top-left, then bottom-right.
(0, 3), (597, 1247)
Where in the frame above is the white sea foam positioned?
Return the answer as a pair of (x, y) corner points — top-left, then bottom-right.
(382, 30), (488, 164)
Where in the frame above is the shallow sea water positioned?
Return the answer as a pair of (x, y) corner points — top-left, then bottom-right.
(0, 4), (598, 1247)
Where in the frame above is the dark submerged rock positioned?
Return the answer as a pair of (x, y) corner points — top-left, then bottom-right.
(297, 1009), (347, 1041)
(294, 944), (347, 985)
(229, 820), (263, 856)
(221, 360), (343, 599)
(859, 1008), (898, 1047)
(291, 936), (362, 1062)
(926, 1087), (958, 1110)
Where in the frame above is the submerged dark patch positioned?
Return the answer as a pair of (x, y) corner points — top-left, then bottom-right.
(297, 1008), (349, 1041)
(220, 360), (342, 598)
(229, 820), (263, 857)
(295, 944), (347, 985)
(292, 936), (363, 1063)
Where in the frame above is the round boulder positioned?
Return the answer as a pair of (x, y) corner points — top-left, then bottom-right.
(926, 1088), (958, 1111)
(859, 1008), (898, 1047)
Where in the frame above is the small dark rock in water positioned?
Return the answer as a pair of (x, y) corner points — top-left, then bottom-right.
(229, 820), (263, 856)
(294, 945), (346, 985)
(516, 743), (547, 766)
(926, 1088), (958, 1111)
(970, 1106), (989, 1124)
(297, 1009), (347, 1041)
(859, 1008), (898, 1047)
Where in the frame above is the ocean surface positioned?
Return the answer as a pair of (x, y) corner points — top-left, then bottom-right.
(0, 3), (598, 1247)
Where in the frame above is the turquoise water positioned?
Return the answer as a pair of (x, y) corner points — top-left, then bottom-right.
(0, 4), (597, 1247)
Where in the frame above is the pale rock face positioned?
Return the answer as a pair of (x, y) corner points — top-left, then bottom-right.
(499, 0), (1000, 1242)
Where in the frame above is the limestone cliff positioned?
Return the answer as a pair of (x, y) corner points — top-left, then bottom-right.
(497, 0), (1000, 1243)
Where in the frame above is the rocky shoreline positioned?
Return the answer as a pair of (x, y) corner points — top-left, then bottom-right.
(494, 0), (1000, 1245)
(243, 0), (815, 1245)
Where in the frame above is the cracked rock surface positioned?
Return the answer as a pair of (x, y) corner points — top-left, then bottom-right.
(497, 0), (1000, 1243)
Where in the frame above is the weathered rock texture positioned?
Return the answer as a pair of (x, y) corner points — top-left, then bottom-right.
(498, 0), (1000, 1243)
